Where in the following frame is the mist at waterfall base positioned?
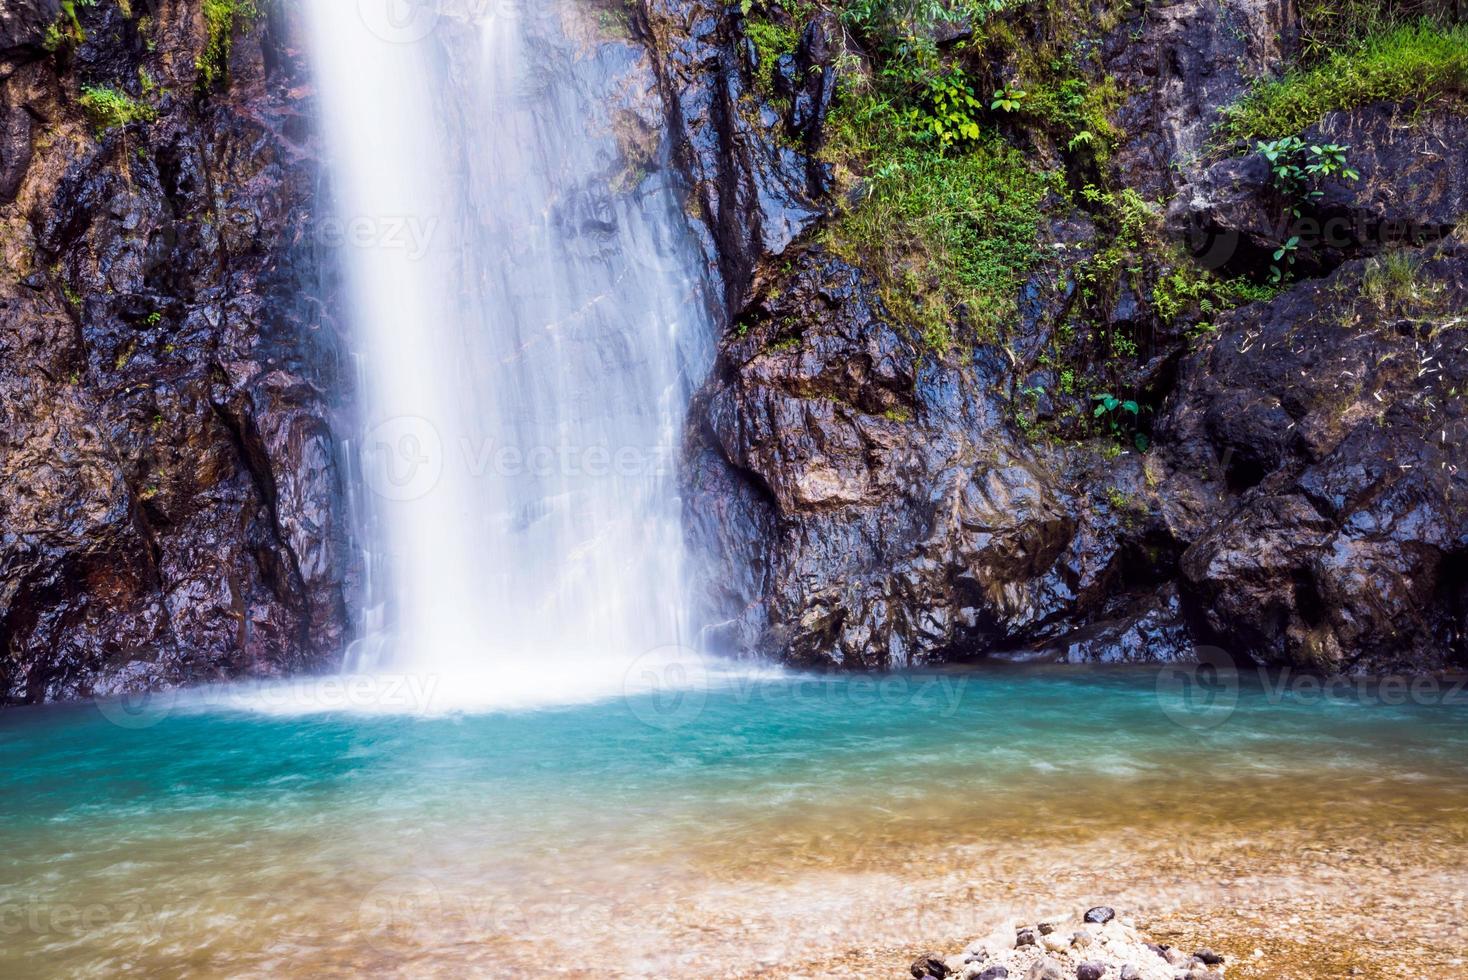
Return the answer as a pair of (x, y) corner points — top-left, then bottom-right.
(298, 0), (738, 712)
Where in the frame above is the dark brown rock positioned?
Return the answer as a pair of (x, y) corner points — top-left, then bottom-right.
(911, 951), (950, 979)
(1160, 242), (1468, 672)
(0, 0), (354, 702)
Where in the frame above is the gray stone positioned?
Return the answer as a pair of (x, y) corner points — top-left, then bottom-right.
(1026, 959), (1065, 980)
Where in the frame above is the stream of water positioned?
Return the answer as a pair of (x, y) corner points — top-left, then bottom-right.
(309, 0), (716, 703)
(4, 667), (1468, 975)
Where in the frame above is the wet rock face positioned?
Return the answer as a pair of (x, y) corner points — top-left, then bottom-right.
(1, 3), (354, 702)
(671, 0), (1467, 673)
(686, 250), (1192, 669)
(1105, 0), (1297, 199)
(639, 0), (828, 315)
(1173, 105), (1468, 279)
(1160, 243), (1468, 672)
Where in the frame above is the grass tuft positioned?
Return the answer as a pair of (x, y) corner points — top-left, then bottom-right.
(1220, 22), (1468, 144)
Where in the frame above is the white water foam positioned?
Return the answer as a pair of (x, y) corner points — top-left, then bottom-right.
(303, 0), (722, 708)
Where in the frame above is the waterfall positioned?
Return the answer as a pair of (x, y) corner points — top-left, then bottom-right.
(306, 0), (717, 708)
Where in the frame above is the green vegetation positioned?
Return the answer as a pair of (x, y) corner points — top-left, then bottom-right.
(1360, 248), (1443, 312)
(1297, 0), (1464, 62)
(745, 15), (802, 97)
(78, 85), (155, 130)
(735, 0), (1268, 450)
(795, 0), (1065, 349)
(1091, 393), (1147, 452)
(821, 122), (1050, 349)
(197, 0), (259, 89)
(1220, 22), (1468, 144)
(42, 1), (86, 52)
(1257, 138), (1359, 210)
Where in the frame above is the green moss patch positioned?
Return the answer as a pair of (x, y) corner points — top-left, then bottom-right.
(1220, 22), (1468, 144)
(197, 0), (259, 89)
(79, 85), (156, 130)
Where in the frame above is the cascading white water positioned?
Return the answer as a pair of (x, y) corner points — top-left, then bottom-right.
(306, 0), (718, 708)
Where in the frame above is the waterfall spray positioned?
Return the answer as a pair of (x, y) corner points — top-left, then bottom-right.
(307, 0), (717, 708)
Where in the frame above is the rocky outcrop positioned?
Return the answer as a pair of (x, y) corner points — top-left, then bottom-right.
(1173, 104), (1468, 277)
(675, 0), (1468, 674)
(0, 1), (353, 702)
(687, 249), (1193, 668)
(1158, 242), (1468, 671)
(639, 0), (831, 314)
(1105, 0), (1298, 198)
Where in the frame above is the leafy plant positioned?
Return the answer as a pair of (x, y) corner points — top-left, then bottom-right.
(913, 69), (984, 150)
(1259, 137), (1360, 208)
(78, 85), (155, 130)
(990, 85), (1027, 112)
(1270, 235), (1301, 283)
(1092, 392), (1149, 451)
(1256, 138), (1359, 280)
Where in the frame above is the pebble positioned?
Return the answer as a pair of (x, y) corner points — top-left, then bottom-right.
(1026, 958), (1064, 980)
(936, 907), (1240, 980)
(912, 952), (950, 979)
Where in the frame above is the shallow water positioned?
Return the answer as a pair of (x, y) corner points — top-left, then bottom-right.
(4, 666), (1468, 977)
